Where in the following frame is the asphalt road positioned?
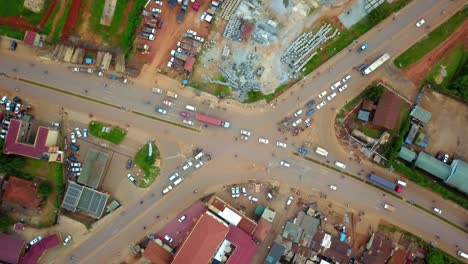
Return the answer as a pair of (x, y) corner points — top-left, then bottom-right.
(0, 0), (467, 262)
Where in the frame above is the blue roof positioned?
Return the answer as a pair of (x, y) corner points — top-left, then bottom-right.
(357, 110), (370, 121)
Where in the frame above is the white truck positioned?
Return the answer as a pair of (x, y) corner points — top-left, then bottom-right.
(315, 147), (328, 157)
(383, 203), (395, 212)
(363, 53), (390, 75)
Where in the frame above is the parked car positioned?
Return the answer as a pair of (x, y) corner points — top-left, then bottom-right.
(338, 84), (348, 93)
(358, 43), (368, 52)
(30, 236), (42, 246)
(75, 128), (82, 138)
(163, 100), (173, 106)
(240, 129), (251, 136)
(443, 154), (449, 163)
(330, 81), (341, 90)
(306, 100), (316, 108)
(67, 156), (77, 162)
(126, 159), (133, 169)
(292, 119), (302, 127)
(179, 111), (190, 117)
(248, 196), (259, 202)
(326, 92), (337, 101)
(151, 8), (162, 13)
(342, 74), (351, 83)
(433, 207), (442, 214)
(155, 0), (163, 5)
(280, 161), (291, 168)
(276, 141), (287, 148)
(164, 235), (173, 242)
(186, 29), (197, 35)
(329, 184), (337, 191)
(306, 109), (315, 116)
(182, 119), (194, 126)
(316, 101), (327, 110)
(182, 160), (193, 170)
(70, 143), (79, 152)
(416, 18), (426, 27)
(318, 91), (327, 98)
(70, 132), (77, 143)
(194, 161), (204, 169)
(14, 104), (21, 114)
(82, 128), (88, 138)
(258, 137), (269, 144)
(286, 196), (294, 207)
(152, 87), (163, 93)
(127, 173), (137, 184)
(63, 235), (72, 246)
(241, 187), (247, 196)
(194, 36), (205, 42)
(0, 96), (7, 105)
(178, 215), (186, 222)
(155, 107), (167, 114)
(293, 109), (303, 117)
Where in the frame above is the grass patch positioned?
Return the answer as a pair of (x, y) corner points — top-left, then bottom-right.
(394, 7), (468, 68)
(134, 142), (160, 188)
(121, 0), (146, 54)
(0, 25), (25, 40)
(41, 0), (61, 35)
(336, 83), (384, 120)
(214, 86), (231, 98)
(0, 0), (53, 25)
(88, 121), (127, 144)
(244, 84), (290, 103)
(52, 0), (72, 43)
(361, 127), (383, 138)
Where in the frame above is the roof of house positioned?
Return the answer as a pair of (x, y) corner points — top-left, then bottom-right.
(62, 181), (109, 219)
(19, 234), (60, 264)
(2, 176), (41, 210)
(172, 212), (229, 264)
(362, 233), (393, 264)
(143, 240), (173, 264)
(358, 110), (370, 122)
(253, 217), (273, 242)
(398, 147), (416, 162)
(241, 20), (255, 39)
(261, 208), (276, 222)
(410, 106), (432, 123)
(282, 221), (301, 243)
(77, 149), (109, 189)
(445, 160), (468, 194)
(0, 233), (26, 264)
(226, 225), (259, 264)
(388, 248), (408, 264)
(207, 196), (257, 235)
(372, 91), (402, 130)
(415, 152), (451, 180)
(362, 100), (377, 111)
(23, 31), (37, 46)
(321, 237), (349, 263)
(297, 211), (320, 237)
(3, 119), (52, 159)
(263, 242), (285, 264)
(184, 57), (196, 72)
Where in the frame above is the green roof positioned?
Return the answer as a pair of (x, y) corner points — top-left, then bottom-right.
(445, 160), (468, 194)
(255, 205), (266, 216)
(415, 152), (451, 180)
(282, 221), (301, 243)
(399, 147), (416, 162)
(77, 187), (109, 219)
(410, 106), (432, 123)
(78, 149), (109, 189)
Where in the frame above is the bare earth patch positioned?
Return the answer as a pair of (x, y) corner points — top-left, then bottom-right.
(402, 20), (468, 87)
(24, 0), (45, 13)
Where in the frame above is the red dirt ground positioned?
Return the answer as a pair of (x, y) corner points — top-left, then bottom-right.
(402, 20), (468, 87)
(61, 0), (82, 41)
(38, 0), (58, 28)
(0, 16), (37, 31)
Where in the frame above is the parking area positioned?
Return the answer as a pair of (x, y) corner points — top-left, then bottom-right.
(419, 89), (468, 161)
(155, 202), (207, 248)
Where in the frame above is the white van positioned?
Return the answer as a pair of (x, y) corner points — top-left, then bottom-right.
(457, 251), (468, 259)
(315, 147), (328, 157)
(2, 120), (10, 125)
(396, 180), (407, 187)
(194, 152), (204, 160)
(334, 161), (347, 169)
(169, 172), (179, 182)
(173, 177), (184, 186)
(185, 105), (197, 112)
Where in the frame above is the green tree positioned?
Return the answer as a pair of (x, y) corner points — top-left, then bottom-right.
(0, 213), (13, 232)
(365, 85), (385, 101)
(451, 75), (468, 99)
(38, 181), (52, 198)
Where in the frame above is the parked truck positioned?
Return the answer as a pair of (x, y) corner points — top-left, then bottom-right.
(171, 50), (189, 61)
(137, 32), (155, 40)
(177, 41), (192, 50)
(136, 44), (149, 51)
(176, 6), (187, 23)
(167, 91), (178, 99)
(382, 203), (395, 212)
(170, 57), (185, 66)
(363, 53), (390, 75)
(144, 17), (158, 27)
(368, 173), (402, 193)
(315, 147), (328, 157)
(195, 114), (230, 128)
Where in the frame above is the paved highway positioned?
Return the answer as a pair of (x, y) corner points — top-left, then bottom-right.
(0, 0), (467, 262)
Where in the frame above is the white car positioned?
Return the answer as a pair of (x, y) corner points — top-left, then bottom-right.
(286, 196), (294, 206)
(304, 118), (312, 127)
(329, 185), (337, 191)
(293, 109), (303, 117)
(416, 19), (426, 28)
(248, 196), (259, 202)
(194, 36), (205, 42)
(162, 185), (173, 194)
(14, 104), (21, 114)
(318, 90), (327, 99)
(63, 235), (72, 246)
(163, 100), (173, 106)
(0, 96), (7, 105)
(258, 137), (269, 144)
(276, 141), (287, 148)
(338, 84), (348, 93)
(316, 101), (326, 110)
(292, 119), (302, 127)
(201, 12), (207, 21)
(75, 128), (82, 138)
(187, 29), (197, 36)
(326, 92), (337, 101)
(155, 0), (163, 5)
(127, 173), (136, 184)
(70, 132), (77, 143)
(164, 235), (173, 242)
(280, 161), (290, 168)
(156, 107), (167, 114)
(342, 74), (351, 83)
(30, 236), (42, 245)
(178, 215), (186, 222)
(240, 129), (251, 136)
(152, 87), (163, 93)
(182, 119), (194, 126)
(330, 81), (342, 90)
(182, 160), (193, 170)
(97, 71), (104, 77)
(194, 161), (204, 169)
(152, 8), (162, 13)
(433, 207), (442, 214)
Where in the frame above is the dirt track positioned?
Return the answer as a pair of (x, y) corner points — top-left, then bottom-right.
(402, 20), (468, 87)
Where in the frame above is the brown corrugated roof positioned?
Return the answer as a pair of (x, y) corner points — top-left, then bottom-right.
(3, 177), (41, 211)
(208, 196), (257, 235)
(362, 233), (393, 264)
(388, 248), (408, 264)
(172, 212), (229, 264)
(252, 218), (272, 242)
(372, 91), (402, 130)
(362, 99), (377, 111)
(143, 240), (173, 264)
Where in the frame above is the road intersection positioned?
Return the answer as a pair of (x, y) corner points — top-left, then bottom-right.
(0, 0), (467, 262)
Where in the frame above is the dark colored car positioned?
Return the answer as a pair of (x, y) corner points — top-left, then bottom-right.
(436, 151), (444, 160)
(126, 159), (133, 169)
(70, 143), (79, 152)
(10, 41), (17, 51)
(306, 109), (315, 116)
(298, 148), (308, 155)
(306, 100), (316, 108)
(179, 111), (190, 118)
(157, 18), (163, 29)
(356, 64), (366, 72)
(67, 156), (77, 162)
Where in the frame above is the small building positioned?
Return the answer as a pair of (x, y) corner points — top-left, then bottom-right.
(362, 99), (377, 111)
(264, 242), (285, 264)
(23, 31), (45, 48)
(78, 149), (109, 189)
(357, 110), (370, 122)
(143, 240), (173, 264)
(61, 181), (109, 219)
(253, 217), (273, 242)
(398, 146), (416, 162)
(362, 233), (393, 264)
(414, 152), (451, 180)
(2, 176), (41, 211)
(184, 57), (196, 72)
(445, 160), (468, 194)
(410, 106), (432, 124)
(282, 211), (319, 246)
(207, 196), (257, 235)
(0, 233), (26, 264)
(241, 20), (255, 40)
(372, 91), (403, 130)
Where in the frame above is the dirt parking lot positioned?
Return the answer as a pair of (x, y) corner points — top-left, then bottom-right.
(419, 89), (468, 160)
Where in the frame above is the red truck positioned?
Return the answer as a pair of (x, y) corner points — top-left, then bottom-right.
(195, 114), (231, 128)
